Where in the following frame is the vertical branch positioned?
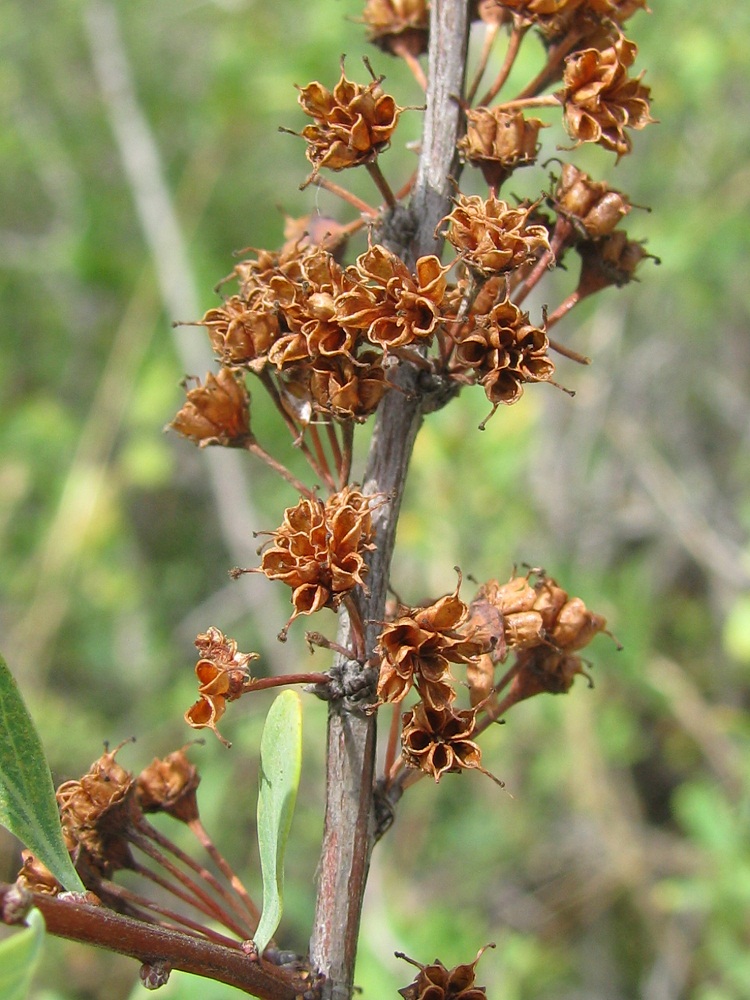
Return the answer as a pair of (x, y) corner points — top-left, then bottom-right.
(309, 3), (469, 997)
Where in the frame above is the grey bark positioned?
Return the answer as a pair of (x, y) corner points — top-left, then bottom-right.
(308, 3), (470, 997)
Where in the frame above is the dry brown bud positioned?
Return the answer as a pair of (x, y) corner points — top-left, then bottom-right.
(309, 352), (389, 421)
(376, 577), (488, 708)
(201, 296), (280, 370)
(337, 244), (448, 351)
(56, 742), (139, 876)
(184, 627), (259, 746)
(252, 487), (377, 635)
(401, 702), (483, 783)
(16, 851), (64, 896)
(136, 750), (201, 824)
(459, 108), (547, 189)
(456, 296), (554, 413)
(576, 229), (653, 296)
(264, 246), (358, 367)
(507, 646), (587, 700)
(487, 0), (647, 46)
(362, 0), (429, 57)
(554, 163), (631, 239)
(549, 595), (608, 651)
(398, 943), (495, 999)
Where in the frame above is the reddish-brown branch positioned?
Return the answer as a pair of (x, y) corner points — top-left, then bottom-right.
(477, 23), (528, 107)
(246, 441), (316, 499)
(365, 161), (398, 210)
(0, 886), (302, 999)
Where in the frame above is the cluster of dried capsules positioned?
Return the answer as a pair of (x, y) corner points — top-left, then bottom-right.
(167, 0), (648, 773)
(170, 0), (655, 482)
(165, 1), (655, 987)
(376, 569), (613, 785)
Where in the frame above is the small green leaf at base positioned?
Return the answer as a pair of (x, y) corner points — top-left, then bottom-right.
(0, 654), (85, 892)
(0, 908), (46, 1000)
(253, 689), (302, 956)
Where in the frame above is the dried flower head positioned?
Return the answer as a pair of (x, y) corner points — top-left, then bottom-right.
(184, 627), (259, 746)
(401, 702), (484, 782)
(559, 35), (654, 159)
(362, 0), (430, 57)
(397, 944), (495, 1000)
(576, 229), (653, 298)
(488, 0), (647, 45)
(469, 575), (547, 655)
(169, 368), (251, 447)
(200, 296), (280, 371)
(455, 296), (555, 416)
(295, 64), (402, 185)
(16, 851), (64, 896)
(337, 244), (448, 351)
(267, 246), (359, 367)
(458, 108), (547, 189)
(136, 750), (201, 824)
(532, 577), (608, 651)
(376, 578), (487, 708)
(56, 742), (138, 876)
(309, 351), (389, 421)
(441, 194), (551, 277)
(507, 645), (589, 701)
(252, 487), (377, 636)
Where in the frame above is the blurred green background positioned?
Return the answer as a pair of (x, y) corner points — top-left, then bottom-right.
(1, 1), (750, 998)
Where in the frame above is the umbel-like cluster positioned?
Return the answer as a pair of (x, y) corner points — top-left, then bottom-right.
(169, 0), (649, 754)
(171, 1), (653, 453)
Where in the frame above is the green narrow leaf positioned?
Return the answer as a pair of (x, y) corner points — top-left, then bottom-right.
(253, 689), (302, 955)
(0, 908), (46, 1000)
(0, 655), (85, 891)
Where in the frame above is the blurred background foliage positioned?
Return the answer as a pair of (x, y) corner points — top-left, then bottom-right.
(1, 0), (749, 998)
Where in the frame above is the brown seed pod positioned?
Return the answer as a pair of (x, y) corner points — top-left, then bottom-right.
(168, 368), (252, 448)
(441, 193), (551, 277)
(559, 35), (655, 160)
(295, 64), (403, 186)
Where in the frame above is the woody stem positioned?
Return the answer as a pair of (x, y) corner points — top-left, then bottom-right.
(1, 885), (300, 998)
(308, 4), (470, 997)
